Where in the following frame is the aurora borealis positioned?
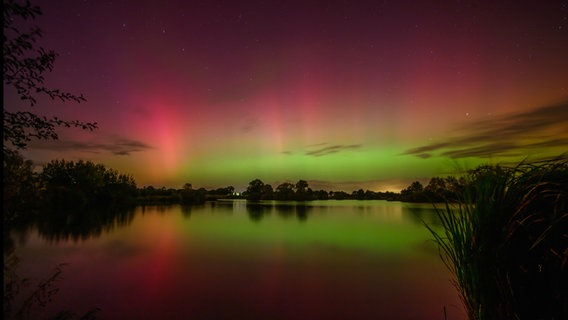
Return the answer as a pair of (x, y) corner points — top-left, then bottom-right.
(5, 0), (568, 191)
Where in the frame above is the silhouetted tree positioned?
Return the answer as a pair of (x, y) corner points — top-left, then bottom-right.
(295, 179), (307, 191)
(275, 182), (295, 200)
(400, 181), (426, 202)
(207, 186), (236, 198)
(245, 179), (266, 201)
(400, 176), (468, 202)
(425, 177), (445, 193)
(38, 160), (137, 210)
(260, 184), (274, 200)
(330, 191), (350, 200)
(423, 177), (447, 201)
(295, 179), (312, 200)
(408, 181), (424, 193)
(224, 186), (235, 195)
(3, 149), (39, 222)
(3, 0), (97, 152)
(313, 189), (329, 200)
(180, 182), (206, 204)
(353, 189), (365, 200)
(295, 180), (308, 192)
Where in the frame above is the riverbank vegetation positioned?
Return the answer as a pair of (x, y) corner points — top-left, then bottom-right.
(7, 147), (566, 217)
(425, 159), (567, 320)
(241, 175), (465, 202)
(4, 154), (138, 225)
(4, 150), (471, 222)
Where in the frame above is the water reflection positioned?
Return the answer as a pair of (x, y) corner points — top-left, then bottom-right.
(6, 201), (443, 248)
(246, 203), (270, 221)
(7, 200), (462, 320)
(180, 204), (193, 217)
(273, 203), (295, 219)
(6, 207), (136, 246)
(245, 202), (314, 222)
(295, 205), (309, 221)
(404, 203), (443, 225)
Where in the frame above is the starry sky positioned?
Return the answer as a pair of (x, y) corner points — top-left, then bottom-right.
(5, 0), (568, 192)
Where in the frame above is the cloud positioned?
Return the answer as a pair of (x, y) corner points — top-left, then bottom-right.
(28, 136), (153, 156)
(416, 153), (432, 159)
(106, 139), (153, 155)
(404, 142), (451, 155)
(281, 143), (363, 157)
(305, 144), (362, 157)
(404, 100), (568, 159)
(440, 142), (519, 159)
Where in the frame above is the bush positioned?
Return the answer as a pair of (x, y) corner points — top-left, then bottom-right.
(425, 159), (567, 320)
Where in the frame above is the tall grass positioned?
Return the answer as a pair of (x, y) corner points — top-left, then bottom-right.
(3, 251), (100, 320)
(425, 159), (567, 320)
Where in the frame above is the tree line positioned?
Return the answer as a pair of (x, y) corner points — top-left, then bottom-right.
(243, 176), (468, 202)
(4, 153), (138, 223)
(4, 148), (488, 224)
(242, 178), (400, 201)
(5, 147), (514, 224)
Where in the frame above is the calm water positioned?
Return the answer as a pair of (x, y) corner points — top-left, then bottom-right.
(9, 200), (464, 319)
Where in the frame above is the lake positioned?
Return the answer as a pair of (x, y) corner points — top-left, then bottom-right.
(7, 200), (464, 319)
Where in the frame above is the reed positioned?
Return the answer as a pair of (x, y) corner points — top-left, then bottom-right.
(425, 159), (567, 320)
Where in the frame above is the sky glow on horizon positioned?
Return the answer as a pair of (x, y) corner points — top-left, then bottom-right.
(5, 0), (568, 192)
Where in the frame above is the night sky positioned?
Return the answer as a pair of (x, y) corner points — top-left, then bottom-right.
(6, 0), (568, 192)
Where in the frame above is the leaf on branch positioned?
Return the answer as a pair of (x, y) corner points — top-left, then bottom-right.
(3, 1), (96, 150)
